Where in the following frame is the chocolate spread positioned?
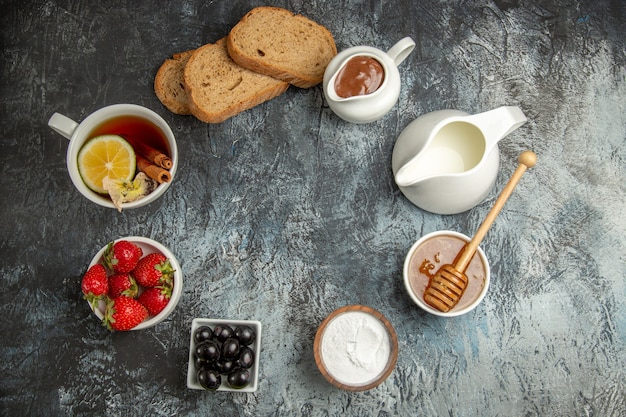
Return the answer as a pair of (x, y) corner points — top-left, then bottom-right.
(333, 56), (385, 98)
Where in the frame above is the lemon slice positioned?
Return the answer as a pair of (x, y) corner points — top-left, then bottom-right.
(77, 135), (136, 194)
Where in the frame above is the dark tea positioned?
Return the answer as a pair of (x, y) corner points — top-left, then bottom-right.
(87, 115), (170, 157)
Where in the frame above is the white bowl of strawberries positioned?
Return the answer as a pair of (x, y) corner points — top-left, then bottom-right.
(81, 236), (183, 331)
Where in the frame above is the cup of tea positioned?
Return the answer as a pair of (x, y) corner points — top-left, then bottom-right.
(48, 104), (178, 210)
(403, 230), (491, 317)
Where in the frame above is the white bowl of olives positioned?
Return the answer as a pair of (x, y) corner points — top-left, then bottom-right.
(187, 318), (262, 392)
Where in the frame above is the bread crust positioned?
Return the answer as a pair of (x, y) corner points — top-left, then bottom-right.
(183, 38), (289, 123)
(154, 50), (194, 115)
(227, 6), (337, 88)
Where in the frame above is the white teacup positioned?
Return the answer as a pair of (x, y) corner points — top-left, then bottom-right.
(48, 104), (178, 209)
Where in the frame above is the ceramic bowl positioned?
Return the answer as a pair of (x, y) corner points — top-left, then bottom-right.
(314, 305), (398, 391)
(187, 318), (262, 392)
(403, 230), (490, 317)
(87, 236), (183, 329)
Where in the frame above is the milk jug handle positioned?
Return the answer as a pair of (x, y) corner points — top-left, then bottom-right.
(468, 106), (527, 150)
(387, 37), (415, 66)
(498, 106), (527, 138)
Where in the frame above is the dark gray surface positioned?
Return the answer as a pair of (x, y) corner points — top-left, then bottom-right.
(1, 0), (624, 416)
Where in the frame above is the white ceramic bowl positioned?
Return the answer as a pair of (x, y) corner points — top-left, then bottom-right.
(403, 230), (490, 317)
(87, 236), (183, 329)
(187, 318), (262, 392)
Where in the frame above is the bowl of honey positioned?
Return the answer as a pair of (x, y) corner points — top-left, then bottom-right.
(403, 230), (491, 317)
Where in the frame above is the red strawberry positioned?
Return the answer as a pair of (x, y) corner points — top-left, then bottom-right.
(132, 253), (174, 288)
(81, 264), (108, 309)
(103, 240), (143, 273)
(108, 273), (138, 299)
(138, 285), (172, 316)
(103, 296), (148, 331)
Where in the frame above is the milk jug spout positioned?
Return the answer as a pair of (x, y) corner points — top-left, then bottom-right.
(395, 157), (433, 187)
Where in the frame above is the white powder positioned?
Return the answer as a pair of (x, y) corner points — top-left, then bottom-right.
(320, 311), (391, 386)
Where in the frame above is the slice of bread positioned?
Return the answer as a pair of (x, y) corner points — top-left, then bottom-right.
(154, 50), (194, 115)
(183, 38), (289, 123)
(227, 7), (337, 88)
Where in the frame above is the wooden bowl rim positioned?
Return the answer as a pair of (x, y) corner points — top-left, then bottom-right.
(313, 305), (398, 391)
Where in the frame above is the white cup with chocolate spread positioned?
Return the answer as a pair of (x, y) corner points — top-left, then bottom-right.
(323, 37), (415, 124)
(403, 230), (491, 317)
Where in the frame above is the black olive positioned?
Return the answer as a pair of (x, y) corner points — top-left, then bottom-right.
(212, 324), (234, 342)
(234, 325), (256, 346)
(194, 356), (212, 371)
(227, 368), (251, 389)
(195, 340), (220, 362)
(194, 326), (213, 344)
(215, 358), (236, 374)
(221, 338), (240, 359)
(236, 346), (255, 369)
(191, 322), (258, 391)
(197, 369), (221, 391)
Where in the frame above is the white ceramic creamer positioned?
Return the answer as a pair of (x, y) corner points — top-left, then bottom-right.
(323, 37), (415, 123)
(392, 106), (527, 214)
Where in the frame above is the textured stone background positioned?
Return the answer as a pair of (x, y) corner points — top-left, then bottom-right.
(1, 0), (624, 416)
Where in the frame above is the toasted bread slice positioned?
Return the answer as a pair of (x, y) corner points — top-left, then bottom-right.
(226, 7), (337, 88)
(183, 38), (289, 123)
(154, 50), (194, 115)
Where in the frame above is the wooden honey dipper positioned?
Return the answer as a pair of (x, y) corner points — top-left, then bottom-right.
(424, 150), (537, 312)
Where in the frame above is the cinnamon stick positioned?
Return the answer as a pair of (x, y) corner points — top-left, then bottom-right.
(136, 154), (171, 183)
(124, 137), (173, 169)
